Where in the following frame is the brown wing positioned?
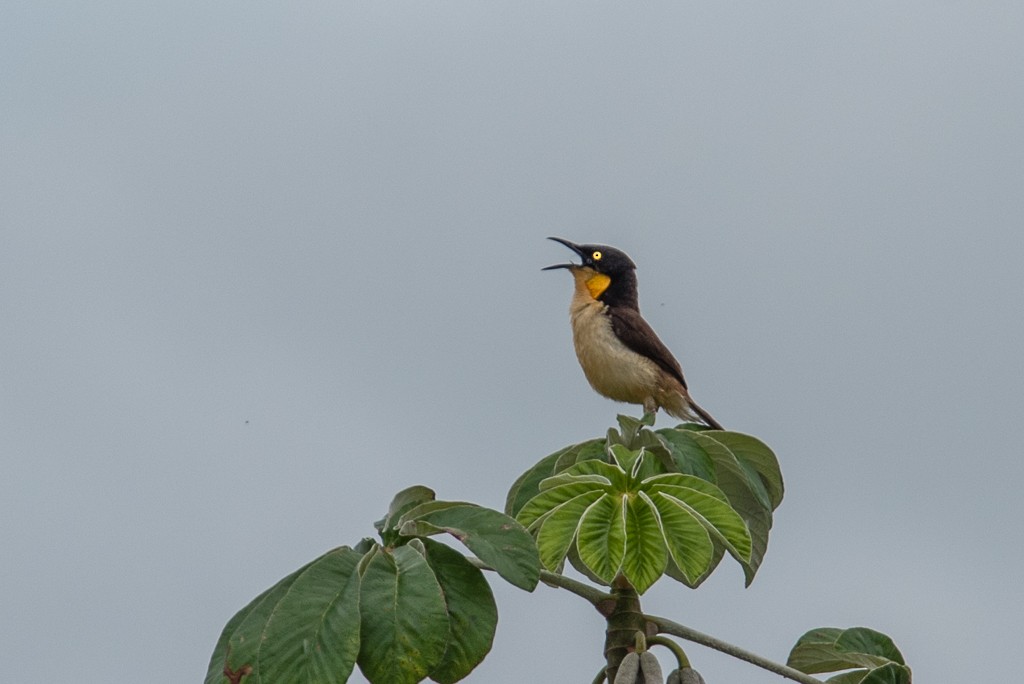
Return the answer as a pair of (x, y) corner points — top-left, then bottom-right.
(608, 307), (688, 389)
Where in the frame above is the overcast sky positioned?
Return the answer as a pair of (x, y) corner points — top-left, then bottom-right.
(3, 2), (1023, 682)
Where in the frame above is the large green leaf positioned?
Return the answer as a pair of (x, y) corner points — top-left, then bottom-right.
(357, 545), (450, 684)
(535, 489), (605, 571)
(644, 472), (731, 503)
(576, 493), (626, 583)
(400, 504), (540, 591)
(564, 538), (609, 585)
(258, 547), (363, 684)
(417, 539), (497, 684)
(206, 557), (318, 684)
(688, 431), (773, 584)
(650, 488), (751, 561)
(707, 432), (784, 510)
(788, 627), (908, 683)
(643, 473), (751, 562)
(505, 450), (562, 517)
(516, 480), (608, 528)
(655, 428), (716, 481)
(645, 491), (714, 584)
(622, 494), (668, 593)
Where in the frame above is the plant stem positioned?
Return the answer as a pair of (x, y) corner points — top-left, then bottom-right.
(647, 613), (825, 684)
(466, 557), (613, 605)
(603, 577), (647, 684)
(647, 635), (690, 669)
(538, 569), (614, 605)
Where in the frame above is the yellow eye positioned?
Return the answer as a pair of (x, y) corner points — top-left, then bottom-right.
(592, 251), (602, 261)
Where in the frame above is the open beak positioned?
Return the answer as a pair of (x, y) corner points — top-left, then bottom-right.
(542, 236), (585, 271)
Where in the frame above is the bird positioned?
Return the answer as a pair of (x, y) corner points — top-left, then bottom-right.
(543, 237), (723, 429)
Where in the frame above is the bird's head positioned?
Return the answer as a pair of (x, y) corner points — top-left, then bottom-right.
(543, 237), (637, 301)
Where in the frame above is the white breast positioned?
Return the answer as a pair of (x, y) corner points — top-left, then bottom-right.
(569, 300), (661, 405)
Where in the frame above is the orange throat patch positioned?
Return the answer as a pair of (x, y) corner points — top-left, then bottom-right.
(571, 267), (611, 301)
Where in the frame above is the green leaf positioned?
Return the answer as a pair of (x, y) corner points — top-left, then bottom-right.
(663, 540), (724, 589)
(504, 437), (609, 519)
(535, 489), (605, 571)
(644, 473), (731, 503)
(833, 628), (905, 665)
(654, 428), (716, 481)
(259, 547), (363, 684)
(206, 557), (318, 684)
(611, 413), (656, 448)
(565, 538), (609, 585)
(562, 457), (629, 492)
(631, 450), (663, 485)
(651, 488), (751, 562)
(856, 663), (912, 684)
(553, 437), (610, 472)
(823, 663), (913, 684)
(707, 432), (784, 510)
(622, 494), (668, 593)
(689, 431), (773, 585)
(788, 627), (906, 674)
(608, 443), (643, 478)
(505, 450), (562, 517)
(576, 493), (626, 583)
(824, 671), (870, 684)
(417, 539), (497, 684)
(538, 472), (611, 491)
(401, 504), (540, 591)
(516, 481), (606, 529)
(395, 499), (473, 526)
(357, 545), (450, 684)
(378, 486), (437, 533)
(645, 492), (713, 584)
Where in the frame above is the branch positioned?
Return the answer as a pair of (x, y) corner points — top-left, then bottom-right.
(647, 614), (825, 684)
(469, 557), (819, 683)
(466, 556), (613, 606)
(538, 568), (613, 606)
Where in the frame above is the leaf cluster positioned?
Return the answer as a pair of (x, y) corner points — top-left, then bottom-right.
(787, 627), (912, 684)
(506, 415), (783, 592)
(205, 487), (540, 684)
(206, 415), (914, 684)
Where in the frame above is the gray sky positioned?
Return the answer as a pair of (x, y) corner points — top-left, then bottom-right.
(3, 2), (1022, 682)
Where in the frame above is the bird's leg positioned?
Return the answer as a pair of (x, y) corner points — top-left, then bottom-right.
(641, 399), (658, 424)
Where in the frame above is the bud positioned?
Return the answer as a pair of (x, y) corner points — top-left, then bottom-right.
(614, 652), (641, 684)
(638, 651), (664, 682)
(667, 666), (707, 684)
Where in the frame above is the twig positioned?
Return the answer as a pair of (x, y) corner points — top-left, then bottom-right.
(647, 635), (691, 669)
(647, 614), (825, 684)
(466, 557), (613, 606)
(538, 568), (613, 605)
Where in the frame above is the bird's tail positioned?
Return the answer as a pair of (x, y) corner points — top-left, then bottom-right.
(662, 390), (724, 430)
(688, 399), (724, 431)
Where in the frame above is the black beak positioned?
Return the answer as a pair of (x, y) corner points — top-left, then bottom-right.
(542, 236), (585, 271)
